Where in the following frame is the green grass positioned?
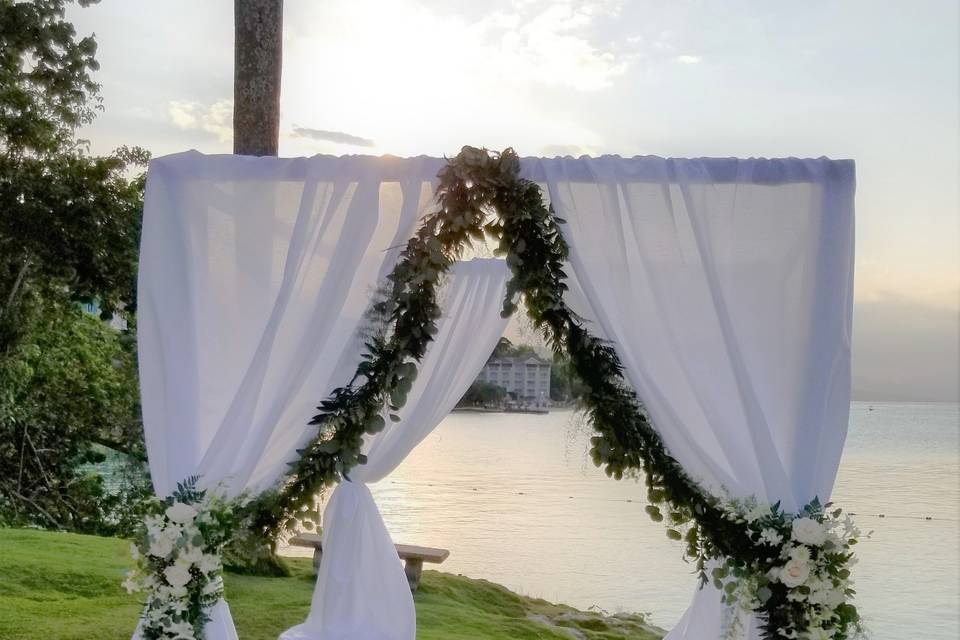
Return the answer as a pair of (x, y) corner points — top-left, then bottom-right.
(0, 528), (663, 640)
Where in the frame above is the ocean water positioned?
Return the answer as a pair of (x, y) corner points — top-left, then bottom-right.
(285, 402), (960, 639)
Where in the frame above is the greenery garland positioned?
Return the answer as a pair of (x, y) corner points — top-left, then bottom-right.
(246, 146), (862, 640)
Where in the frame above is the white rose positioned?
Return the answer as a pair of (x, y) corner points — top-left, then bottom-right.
(758, 528), (784, 546)
(148, 535), (174, 558)
(166, 620), (196, 640)
(779, 558), (811, 588)
(198, 553), (221, 575)
(121, 570), (141, 594)
(805, 627), (833, 640)
(824, 587), (846, 608)
(791, 517), (828, 546)
(746, 503), (770, 523)
(164, 563), (193, 589)
(806, 583), (829, 606)
(788, 544), (811, 562)
(165, 502), (199, 524)
(180, 545), (204, 565)
(787, 588), (807, 602)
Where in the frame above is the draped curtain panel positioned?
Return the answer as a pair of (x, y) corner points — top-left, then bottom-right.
(136, 152), (445, 639)
(280, 259), (510, 640)
(528, 156), (856, 639)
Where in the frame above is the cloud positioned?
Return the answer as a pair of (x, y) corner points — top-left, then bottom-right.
(292, 127), (375, 147)
(167, 100), (232, 142)
(475, 0), (633, 90)
(280, 0), (612, 156)
(675, 55), (702, 64)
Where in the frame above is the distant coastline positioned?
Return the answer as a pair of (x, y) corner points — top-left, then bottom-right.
(452, 406), (551, 415)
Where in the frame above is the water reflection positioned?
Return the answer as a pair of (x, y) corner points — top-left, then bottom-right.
(282, 403), (960, 639)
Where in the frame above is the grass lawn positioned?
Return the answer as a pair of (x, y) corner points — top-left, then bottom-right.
(0, 528), (663, 640)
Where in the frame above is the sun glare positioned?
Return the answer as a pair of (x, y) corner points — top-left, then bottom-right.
(280, 0), (604, 158)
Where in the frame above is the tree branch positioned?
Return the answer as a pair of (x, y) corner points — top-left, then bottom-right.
(0, 480), (63, 529)
(1, 256), (31, 321)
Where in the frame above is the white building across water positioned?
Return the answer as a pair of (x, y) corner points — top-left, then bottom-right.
(476, 354), (551, 406)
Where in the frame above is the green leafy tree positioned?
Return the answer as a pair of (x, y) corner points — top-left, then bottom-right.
(0, 0), (149, 531)
(489, 336), (538, 360)
(0, 0), (147, 354)
(491, 336), (515, 358)
(458, 380), (507, 407)
(550, 352), (586, 402)
(0, 297), (147, 533)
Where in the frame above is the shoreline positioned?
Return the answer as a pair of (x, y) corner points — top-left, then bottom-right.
(452, 406), (556, 415)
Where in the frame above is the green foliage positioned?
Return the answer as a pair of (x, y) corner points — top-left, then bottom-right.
(0, 0), (150, 534)
(458, 380), (507, 407)
(550, 351), (586, 401)
(0, 0), (148, 352)
(0, 296), (148, 534)
(0, 147), (147, 340)
(0, 0), (101, 156)
(0, 528), (664, 640)
(490, 336), (537, 360)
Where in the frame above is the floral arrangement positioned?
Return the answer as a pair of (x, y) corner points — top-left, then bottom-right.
(244, 146), (864, 639)
(711, 497), (865, 639)
(124, 477), (236, 640)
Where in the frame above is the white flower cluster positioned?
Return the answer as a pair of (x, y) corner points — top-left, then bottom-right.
(124, 498), (228, 640)
(716, 498), (863, 640)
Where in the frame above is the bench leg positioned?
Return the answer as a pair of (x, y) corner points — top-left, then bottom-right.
(403, 558), (423, 592)
(312, 547), (323, 574)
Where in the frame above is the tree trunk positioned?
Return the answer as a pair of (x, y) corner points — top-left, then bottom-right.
(233, 0), (283, 156)
(0, 256), (30, 321)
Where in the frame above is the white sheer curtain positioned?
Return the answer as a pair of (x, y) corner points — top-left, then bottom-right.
(280, 258), (511, 640)
(139, 150), (855, 640)
(527, 156), (856, 639)
(136, 151), (445, 639)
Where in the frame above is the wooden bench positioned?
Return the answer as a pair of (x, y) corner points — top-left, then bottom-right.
(288, 532), (449, 592)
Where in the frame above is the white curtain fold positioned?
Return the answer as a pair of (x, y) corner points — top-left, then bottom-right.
(136, 151), (445, 639)
(280, 258), (511, 640)
(528, 155), (856, 639)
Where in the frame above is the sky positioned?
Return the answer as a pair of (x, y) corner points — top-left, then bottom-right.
(67, 0), (959, 401)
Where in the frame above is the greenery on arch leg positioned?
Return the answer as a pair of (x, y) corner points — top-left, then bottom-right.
(251, 146), (863, 640)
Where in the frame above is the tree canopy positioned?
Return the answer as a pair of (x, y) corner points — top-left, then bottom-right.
(0, 0), (149, 531)
(0, 0), (147, 354)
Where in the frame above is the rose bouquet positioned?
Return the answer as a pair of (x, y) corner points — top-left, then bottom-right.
(124, 477), (237, 640)
(713, 497), (865, 640)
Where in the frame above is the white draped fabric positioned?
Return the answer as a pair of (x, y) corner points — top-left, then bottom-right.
(138, 151), (854, 640)
(528, 156), (856, 639)
(280, 258), (510, 640)
(136, 151), (445, 638)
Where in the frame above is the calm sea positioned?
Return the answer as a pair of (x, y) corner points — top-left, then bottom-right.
(284, 402), (960, 639)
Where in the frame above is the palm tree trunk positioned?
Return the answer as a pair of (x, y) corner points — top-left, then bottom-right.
(233, 0), (283, 156)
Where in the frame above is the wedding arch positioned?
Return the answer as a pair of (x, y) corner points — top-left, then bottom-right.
(128, 147), (860, 640)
